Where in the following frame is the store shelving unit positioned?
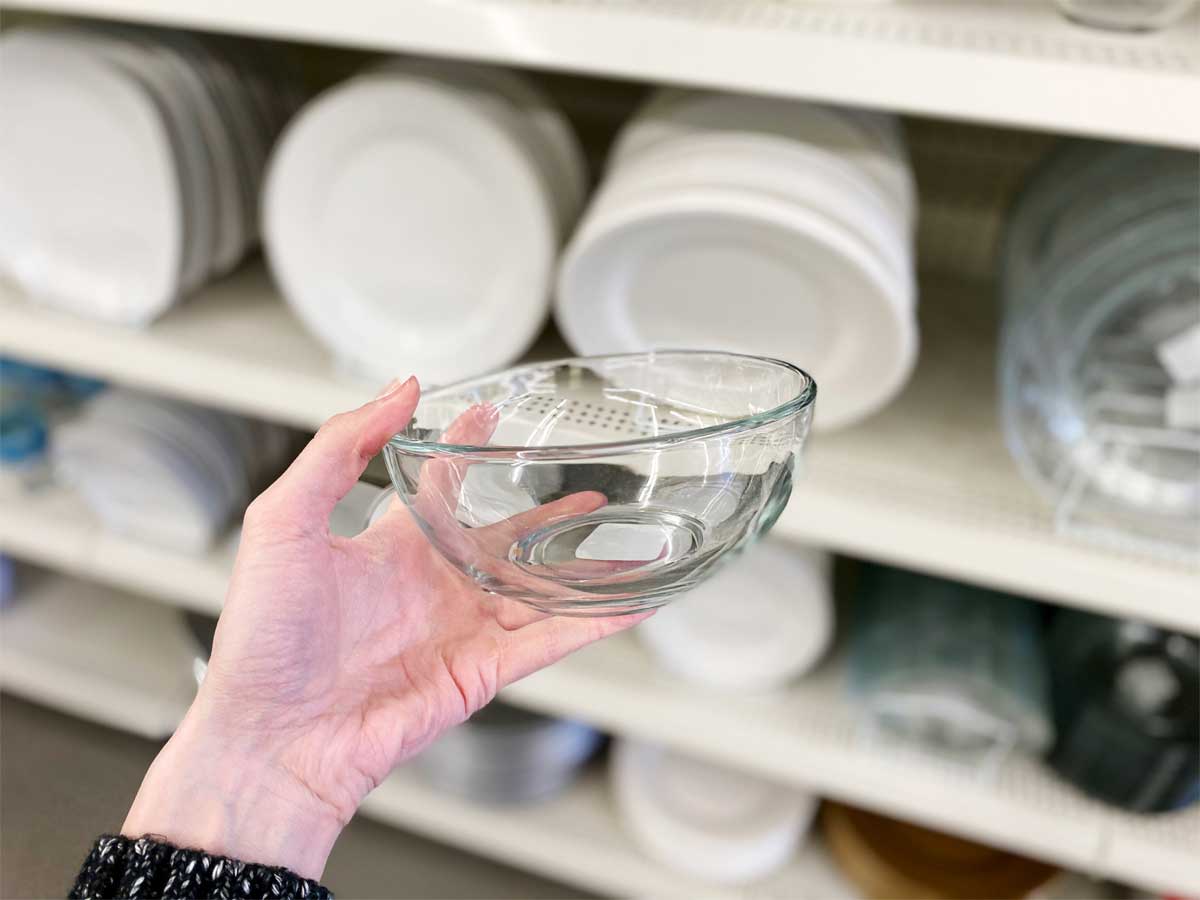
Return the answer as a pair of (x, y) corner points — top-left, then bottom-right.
(363, 769), (856, 899)
(3, 2), (1198, 896)
(5, 0), (1199, 148)
(504, 634), (1200, 897)
(1, 524), (1197, 895)
(5, 270), (1197, 633)
(0, 569), (853, 898)
(0, 485), (233, 615)
(0, 266), (370, 427)
(0, 572), (198, 738)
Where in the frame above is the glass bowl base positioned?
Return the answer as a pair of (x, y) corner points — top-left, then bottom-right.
(468, 505), (731, 616)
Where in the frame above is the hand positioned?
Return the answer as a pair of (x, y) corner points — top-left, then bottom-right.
(122, 377), (648, 878)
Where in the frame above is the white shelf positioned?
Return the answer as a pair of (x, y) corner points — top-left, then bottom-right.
(502, 633), (1200, 898)
(0, 266), (374, 428)
(0, 570), (851, 899)
(362, 768), (856, 899)
(3, 269), (1196, 632)
(771, 273), (1200, 634)
(6, 0), (1199, 147)
(2, 560), (1194, 895)
(0, 485), (232, 616)
(0, 571), (197, 738)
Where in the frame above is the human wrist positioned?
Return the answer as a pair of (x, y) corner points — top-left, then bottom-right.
(122, 703), (344, 880)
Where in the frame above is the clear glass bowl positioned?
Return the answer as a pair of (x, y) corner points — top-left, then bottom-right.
(383, 351), (816, 615)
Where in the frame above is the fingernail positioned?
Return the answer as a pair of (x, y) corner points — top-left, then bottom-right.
(376, 376), (417, 400)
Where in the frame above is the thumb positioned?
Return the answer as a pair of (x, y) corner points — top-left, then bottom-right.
(253, 377), (420, 529)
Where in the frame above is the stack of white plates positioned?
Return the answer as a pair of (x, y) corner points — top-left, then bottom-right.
(0, 26), (298, 324)
(557, 88), (918, 431)
(264, 59), (586, 386)
(53, 389), (295, 554)
(637, 541), (833, 692)
(612, 738), (817, 885)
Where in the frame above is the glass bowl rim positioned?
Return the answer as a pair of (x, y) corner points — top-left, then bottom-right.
(387, 349), (817, 460)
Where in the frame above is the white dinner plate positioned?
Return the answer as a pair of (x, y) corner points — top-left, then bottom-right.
(37, 26), (220, 296)
(0, 31), (184, 323)
(148, 34), (247, 274)
(89, 29), (217, 294)
(169, 31), (270, 248)
(264, 72), (558, 385)
(54, 418), (227, 552)
(599, 133), (913, 302)
(611, 88), (914, 231)
(85, 391), (248, 518)
(376, 58), (587, 233)
(558, 184), (918, 430)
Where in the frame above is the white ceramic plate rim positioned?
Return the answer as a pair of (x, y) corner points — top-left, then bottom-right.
(0, 31), (184, 323)
(558, 184), (918, 430)
(264, 73), (557, 385)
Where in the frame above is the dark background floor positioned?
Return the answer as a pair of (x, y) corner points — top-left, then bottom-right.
(1, 695), (588, 899)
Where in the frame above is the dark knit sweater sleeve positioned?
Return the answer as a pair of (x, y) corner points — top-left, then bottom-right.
(70, 835), (333, 899)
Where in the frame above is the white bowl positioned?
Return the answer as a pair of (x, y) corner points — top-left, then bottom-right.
(637, 541), (833, 691)
(557, 183), (917, 431)
(612, 738), (817, 884)
(610, 88), (914, 230)
(597, 133), (913, 299)
(558, 86), (917, 431)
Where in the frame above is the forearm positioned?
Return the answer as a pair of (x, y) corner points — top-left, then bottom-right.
(73, 701), (341, 898)
(120, 703), (344, 883)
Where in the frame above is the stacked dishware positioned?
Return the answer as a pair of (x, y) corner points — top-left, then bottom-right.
(557, 88), (917, 431)
(999, 141), (1200, 558)
(0, 25), (299, 324)
(637, 541), (833, 691)
(264, 58), (586, 386)
(410, 702), (602, 805)
(53, 389), (296, 554)
(848, 565), (1053, 767)
(611, 737), (817, 885)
